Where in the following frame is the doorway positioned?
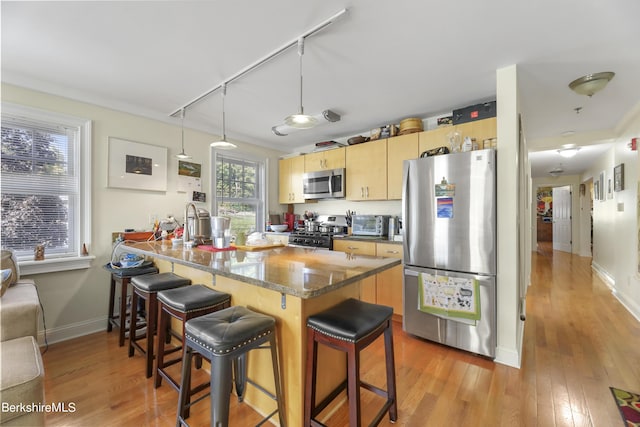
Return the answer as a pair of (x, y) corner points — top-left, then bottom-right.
(552, 186), (572, 252)
(535, 185), (572, 254)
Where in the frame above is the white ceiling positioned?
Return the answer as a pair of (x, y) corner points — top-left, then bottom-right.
(2, 1), (640, 178)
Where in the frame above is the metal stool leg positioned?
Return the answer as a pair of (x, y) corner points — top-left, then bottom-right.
(211, 355), (233, 426)
(176, 346), (193, 427)
(269, 334), (287, 427)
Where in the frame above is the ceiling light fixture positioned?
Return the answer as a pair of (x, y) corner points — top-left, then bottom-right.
(272, 109), (340, 136)
(175, 108), (192, 159)
(210, 83), (237, 150)
(284, 38), (318, 130)
(549, 164), (564, 177)
(558, 144), (580, 158)
(569, 71), (615, 97)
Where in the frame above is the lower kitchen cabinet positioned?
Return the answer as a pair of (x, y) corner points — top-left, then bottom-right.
(375, 243), (403, 316)
(332, 240), (403, 316)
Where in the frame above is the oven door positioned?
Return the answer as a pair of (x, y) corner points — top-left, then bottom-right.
(303, 168), (345, 199)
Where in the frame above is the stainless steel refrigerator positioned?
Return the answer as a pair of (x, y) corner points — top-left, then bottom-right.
(402, 149), (496, 358)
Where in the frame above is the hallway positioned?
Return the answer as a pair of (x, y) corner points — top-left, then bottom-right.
(42, 244), (640, 426)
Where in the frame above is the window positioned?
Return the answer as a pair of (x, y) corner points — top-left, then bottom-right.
(212, 150), (266, 235)
(1, 103), (92, 274)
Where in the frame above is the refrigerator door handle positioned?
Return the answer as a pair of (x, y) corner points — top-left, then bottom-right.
(405, 269), (419, 277)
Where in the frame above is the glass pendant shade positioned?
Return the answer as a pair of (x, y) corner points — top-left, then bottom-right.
(284, 38), (317, 130)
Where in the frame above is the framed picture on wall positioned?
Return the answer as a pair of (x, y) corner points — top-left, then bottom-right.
(598, 171), (605, 201)
(594, 180), (600, 200)
(614, 163), (624, 192)
(108, 137), (168, 191)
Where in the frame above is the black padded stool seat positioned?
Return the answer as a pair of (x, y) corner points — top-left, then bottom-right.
(154, 285), (231, 396)
(304, 298), (397, 427)
(133, 272), (191, 292)
(158, 284), (231, 313)
(128, 272), (191, 378)
(104, 261), (158, 347)
(176, 306), (286, 427)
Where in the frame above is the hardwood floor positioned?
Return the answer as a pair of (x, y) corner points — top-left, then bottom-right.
(42, 244), (640, 426)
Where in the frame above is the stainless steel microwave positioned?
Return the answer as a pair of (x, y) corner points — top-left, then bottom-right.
(303, 168), (345, 200)
(351, 215), (390, 236)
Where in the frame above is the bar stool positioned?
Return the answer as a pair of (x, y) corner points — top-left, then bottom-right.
(154, 284), (231, 394)
(104, 262), (158, 346)
(304, 298), (397, 427)
(176, 306), (286, 427)
(129, 272), (191, 378)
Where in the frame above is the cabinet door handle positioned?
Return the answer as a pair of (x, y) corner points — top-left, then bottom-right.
(385, 250), (399, 254)
(347, 246), (359, 250)
(365, 186), (369, 198)
(360, 187), (364, 198)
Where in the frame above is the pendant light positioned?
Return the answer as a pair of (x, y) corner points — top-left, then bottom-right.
(175, 108), (192, 159)
(210, 83), (237, 149)
(284, 37), (317, 129)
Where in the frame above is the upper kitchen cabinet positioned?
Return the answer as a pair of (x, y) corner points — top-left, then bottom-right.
(418, 126), (452, 154)
(345, 138), (387, 201)
(278, 156), (305, 204)
(304, 147), (345, 172)
(387, 133), (419, 200)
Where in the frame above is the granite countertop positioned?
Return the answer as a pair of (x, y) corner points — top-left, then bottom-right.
(122, 241), (400, 299)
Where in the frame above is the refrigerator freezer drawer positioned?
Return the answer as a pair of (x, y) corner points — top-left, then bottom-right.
(403, 267), (496, 358)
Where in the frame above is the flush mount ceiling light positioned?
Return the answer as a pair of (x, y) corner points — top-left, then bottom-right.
(210, 83), (237, 150)
(175, 109), (192, 160)
(549, 164), (564, 177)
(283, 37), (318, 130)
(569, 71), (615, 97)
(558, 145), (580, 158)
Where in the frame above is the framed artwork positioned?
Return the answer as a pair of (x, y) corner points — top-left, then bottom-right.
(614, 163), (624, 192)
(108, 137), (167, 191)
(598, 171), (605, 201)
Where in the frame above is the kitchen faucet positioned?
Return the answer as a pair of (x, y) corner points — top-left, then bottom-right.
(184, 202), (198, 243)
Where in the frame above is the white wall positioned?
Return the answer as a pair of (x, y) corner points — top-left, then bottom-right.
(585, 108), (640, 320)
(2, 83), (286, 343)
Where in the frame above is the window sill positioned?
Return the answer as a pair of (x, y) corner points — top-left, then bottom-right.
(19, 256), (96, 276)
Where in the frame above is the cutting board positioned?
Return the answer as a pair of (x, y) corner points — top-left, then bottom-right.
(231, 242), (285, 251)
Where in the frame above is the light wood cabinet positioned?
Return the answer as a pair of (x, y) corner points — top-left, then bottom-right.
(345, 138), (387, 200)
(375, 243), (403, 316)
(387, 133), (419, 200)
(304, 147), (345, 172)
(332, 239), (376, 256)
(278, 156), (305, 204)
(332, 240), (403, 316)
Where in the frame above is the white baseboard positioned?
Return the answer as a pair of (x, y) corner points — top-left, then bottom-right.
(38, 316), (107, 346)
(612, 290), (640, 323)
(494, 345), (521, 368)
(591, 262), (615, 289)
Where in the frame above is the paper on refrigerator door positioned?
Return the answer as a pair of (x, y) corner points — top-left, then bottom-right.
(418, 272), (480, 322)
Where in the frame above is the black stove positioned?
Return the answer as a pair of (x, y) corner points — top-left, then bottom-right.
(287, 214), (347, 250)
(288, 231), (341, 250)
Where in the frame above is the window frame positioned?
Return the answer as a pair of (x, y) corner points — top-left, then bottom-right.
(1, 103), (93, 274)
(210, 148), (267, 233)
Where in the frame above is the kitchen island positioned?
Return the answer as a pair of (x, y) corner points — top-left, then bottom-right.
(122, 241), (400, 426)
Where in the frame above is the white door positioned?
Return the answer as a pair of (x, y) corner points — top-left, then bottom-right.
(552, 186), (572, 252)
